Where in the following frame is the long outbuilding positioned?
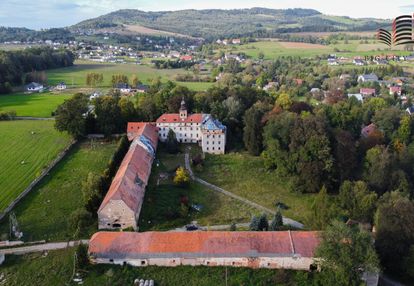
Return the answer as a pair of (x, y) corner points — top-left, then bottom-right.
(88, 231), (320, 270)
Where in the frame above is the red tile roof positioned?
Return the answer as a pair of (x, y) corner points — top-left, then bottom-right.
(89, 231), (320, 258)
(360, 88), (376, 95)
(390, 86), (402, 92)
(99, 123), (158, 214)
(156, 113), (203, 124)
(127, 122), (158, 144)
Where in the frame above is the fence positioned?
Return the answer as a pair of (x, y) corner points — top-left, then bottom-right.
(0, 140), (77, 222)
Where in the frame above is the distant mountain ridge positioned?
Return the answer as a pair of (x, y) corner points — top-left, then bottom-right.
(71, 8), (390, 39)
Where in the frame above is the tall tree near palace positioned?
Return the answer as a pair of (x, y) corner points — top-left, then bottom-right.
(55, 93), (88, 138)
(316, 221), (379, 286)
(243, 103), (269, 156)
(375, 191), (414, 276)
(94, 96), (122, 137)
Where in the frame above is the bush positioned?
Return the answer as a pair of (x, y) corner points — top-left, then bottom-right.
(0, 110), (16, 120)
(173, 167), (190, 187)
(75, 243), (89, 270)
(69, 208), (93, 235)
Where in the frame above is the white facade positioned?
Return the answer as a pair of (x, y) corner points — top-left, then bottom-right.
(157, 122), (201, 144)
(156, 100), (226, 154)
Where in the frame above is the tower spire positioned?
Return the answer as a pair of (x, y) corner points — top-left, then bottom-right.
(179, 97), (187, 119)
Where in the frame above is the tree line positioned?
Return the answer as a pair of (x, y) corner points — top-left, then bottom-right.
(0, 47), (74, 93)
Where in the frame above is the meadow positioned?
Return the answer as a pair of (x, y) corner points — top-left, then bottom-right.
(0, 248), (313, 286)
(0, 120), (71, 212)
(228, 39), (411, 60)
(195, 152), (316, 224)
(0, 140), (117, 241)
(46, 60), (214, 92)
(0, 93), (70, 117)
(139, 145), (258, 231)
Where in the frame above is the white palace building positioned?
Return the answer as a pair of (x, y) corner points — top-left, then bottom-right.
(156, 99), (226, 154)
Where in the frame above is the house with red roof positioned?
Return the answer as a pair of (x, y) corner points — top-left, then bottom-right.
(88, 231), (320, 270)
(360, 88), (376, 98)
(389, 86), (402, 96)
(156, 99), (226, 154)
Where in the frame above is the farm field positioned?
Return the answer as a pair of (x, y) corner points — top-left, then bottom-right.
(0, 248), (316, 286)
(46, 60), (214, 92)
(0, 121), (71, 212)
(233, 41), (333, 59)
(0, 93), (70, 117)
(195, 152), (316, 224)
(0, 140), (117, 242)
(139, 146), (259, 231)
(229, 40), (411, 59)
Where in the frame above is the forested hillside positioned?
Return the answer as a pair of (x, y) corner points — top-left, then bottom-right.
(72, 8), (390, 39)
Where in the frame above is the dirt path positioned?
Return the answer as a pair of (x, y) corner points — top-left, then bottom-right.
(184, 149), (304, 229)
(0, 240), (88, 256)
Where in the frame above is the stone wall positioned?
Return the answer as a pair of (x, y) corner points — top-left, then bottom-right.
(92, 255), (314, 270)
(0, 140), (77, 222)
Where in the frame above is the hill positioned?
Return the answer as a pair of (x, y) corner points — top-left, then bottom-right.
(71, 8), (390, 39)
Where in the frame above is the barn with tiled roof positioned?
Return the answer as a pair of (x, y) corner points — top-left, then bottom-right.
(89, 231), (320, 270)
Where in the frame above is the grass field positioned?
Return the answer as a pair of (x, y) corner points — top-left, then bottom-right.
(0, 140), (117, 242)
(195, 152), (315, 224)
(46, 60), (214, 92)
(139, 145), (258, 231)
(0, 93), (70, 117)
(228, 40), (411, 60)
(0, 248), (315, 286)
(0, 121), (71, 212)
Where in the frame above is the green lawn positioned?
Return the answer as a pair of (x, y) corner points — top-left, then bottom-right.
(46, 60), (214, 91)
(0, 140), (117, 242)
(0, 121), (71, 212)
(139, 146), (258, 231)
(230, 41), (333, 59)
(195, 152), (316, 224)
(0, 248), (315, 286)
(0, 93), (71, 117)
(228, 40), (411, 60)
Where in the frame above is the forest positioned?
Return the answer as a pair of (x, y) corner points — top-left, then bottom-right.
(0, 47), (74, 93)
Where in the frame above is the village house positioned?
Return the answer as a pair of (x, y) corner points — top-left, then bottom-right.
(136, 84), (149, 93)
(156, 99), (226, 154)
(56, 82), (67, 90)
(361, 123), (378, 138)
(360, 88), (376, 98)
(348, 93), (364, 102)
(88, 231), (320, 270)
(26, 82), (44, 92)
(232, 38), (241, 45)
(389, 86), (402, 96)
(353, 59), (365, 66)
(327, 58), (339, 65)
(97, 123), (158, 230)
(116, 83), (132, 94)
(358, 74), (378, 83)
(339, 74), (351, 81)
(180, 55), (193, 61)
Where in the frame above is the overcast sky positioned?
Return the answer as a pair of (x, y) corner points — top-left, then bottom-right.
(1, 0), (414, 30)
